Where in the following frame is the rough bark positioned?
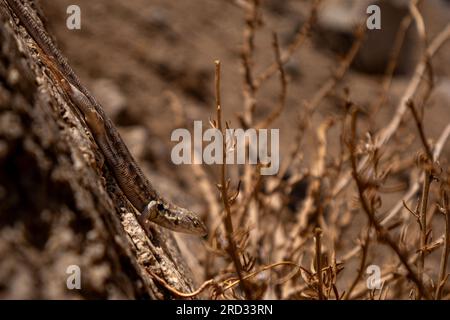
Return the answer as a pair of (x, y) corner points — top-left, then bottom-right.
(0, 1), (195, 299)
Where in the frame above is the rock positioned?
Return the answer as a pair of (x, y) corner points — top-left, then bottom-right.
(315, 0), (422, 74)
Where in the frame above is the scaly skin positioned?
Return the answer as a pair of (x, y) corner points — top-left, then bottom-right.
(4, 0), (207, 236)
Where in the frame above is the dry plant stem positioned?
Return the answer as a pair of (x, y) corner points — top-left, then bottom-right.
(343, 225), (371, 300)
(333, 123), (450, 298)
(408, 101), (435, 299)
(314, 228), (324, 300)
(409, 1), (434, 115)
(408, 101), (433, 160)
(167, 92), (222, 224)
(236, 169), (261, 227)
(436, 190), (450, 299)
(193, 149), (222, 280)
(381, 124), (450, 226)
(351, 231), (447, 299)
(237, 32), (287, 229)
(226, 0), (252, 11)
(237, 28), (287, 228)
(238, 0), (259, 225)
(215, 61), (252, 299)
(332, 23), (450, 198)
(147, 269), (215, 299)
(237, 1), (307, 233)
(256, 33), (287, 129)
(240, 0), (259, 127)
(409, 0), (427, 46)
(222, 262), (300, 293)
(304, 25), (364, 114)
(351, 266), (398, 299)
(371, 15), (413, 114)
(193, 147), (222, 224)
(280, 29), (365, 256)
(284, 119), (332, 257)
(166, 92), (222, 279)
(418, 164), (432, 298)
(253, 0), (321, 89)
(349, 110), (431, 300)
(276, 119), (306, 183)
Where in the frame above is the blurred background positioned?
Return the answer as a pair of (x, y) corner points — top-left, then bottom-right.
(41, 0), (450, 183)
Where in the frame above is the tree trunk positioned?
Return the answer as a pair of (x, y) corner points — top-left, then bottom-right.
(0, 0), (195, 299)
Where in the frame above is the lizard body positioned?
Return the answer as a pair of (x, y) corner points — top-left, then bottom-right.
(4, 0), (208, 236)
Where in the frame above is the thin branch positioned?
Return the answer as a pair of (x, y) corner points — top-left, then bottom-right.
(417, 169), (432, 299)
(215, 60), (252, 299)
(407, 100), (434, 300)
(304, 24), (365, 114)
(314, 228), (324, 300)
(283, 119), (333, 258)
(407, 100), (433, 161)
(370, 5), (414, 114)
(343, 224), (371, 300)
(381, 124), (450, 226)
(332, 23), (450, 198)
(239, 0), (260, 127)
(348, 109), (431, 300)
(223, 261), (301, 292)
(147, 269), (216, 299)
(339, 123), (450, 273)
(436, 188), (450, 299)
(256, 32), (287, 129)
(253, 0), (321, 89)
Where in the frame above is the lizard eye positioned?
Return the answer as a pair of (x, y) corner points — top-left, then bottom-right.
(157, 203), (165, 211)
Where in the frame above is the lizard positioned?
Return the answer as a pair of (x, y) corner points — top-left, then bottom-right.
(3, 0), (208, 237)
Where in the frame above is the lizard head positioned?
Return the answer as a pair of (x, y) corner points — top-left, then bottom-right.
(143, 200), (208, 237)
